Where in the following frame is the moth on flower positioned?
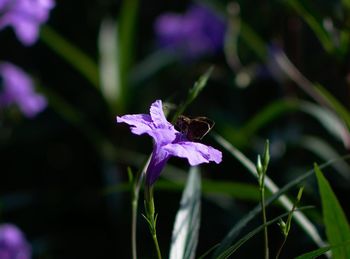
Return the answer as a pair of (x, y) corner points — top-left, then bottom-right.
(175, 115), (215, 141)
(116, 100), (222, 185)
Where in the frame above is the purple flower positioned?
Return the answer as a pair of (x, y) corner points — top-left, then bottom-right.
(116, 100), (222, 185)
(154, 4), (226, 58)
(0, 0), (55, 45)
(0, 62), (47, 117)
(0, 224), (31, 259)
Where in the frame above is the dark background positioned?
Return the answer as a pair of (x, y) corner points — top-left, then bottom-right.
(1, 0), (350, 258)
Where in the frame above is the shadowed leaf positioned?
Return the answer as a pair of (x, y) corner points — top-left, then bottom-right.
(169, 167), (201, 259)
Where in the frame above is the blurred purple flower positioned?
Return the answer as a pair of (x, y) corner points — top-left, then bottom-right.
(154, 4), (226, 58)
(0, 62), (47, 117)
(0, 0), (55, 45)
(0, 224), (31, 259)
(117, 100), (222, 185)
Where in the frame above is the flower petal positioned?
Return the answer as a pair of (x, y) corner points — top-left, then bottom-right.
(147, 128), (177, 147)
(149, 99), (172, 128)
(146, 149), (170, 185)
(116, 114), (153, 135)
(163, 141), (222, 166)
(0, 223), (31, 259)
(0, 62), (47, 117)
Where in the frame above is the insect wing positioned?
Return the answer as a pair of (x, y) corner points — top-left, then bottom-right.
(187, 117), (214, 141)
(175, 115), (191, 133)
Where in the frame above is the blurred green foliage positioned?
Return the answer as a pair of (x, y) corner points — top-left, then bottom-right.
(2, 0), (350, 258)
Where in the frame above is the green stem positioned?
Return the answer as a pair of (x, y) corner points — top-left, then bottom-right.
(144, 185), (162, 259)
(131, 170), (143, 259)
(275, 236), (287, 259)
(275, 187), (304, 259)
(131, 197), (138, 259)
(152, 232), (162, 259)
(131, 157), (151, 259)
(260, 178), (269, 259)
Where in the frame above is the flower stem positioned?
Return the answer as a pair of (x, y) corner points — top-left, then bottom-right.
(131, 198), (137, 259)
(131, 157), (150, 259)
(275, 236), (287, 259)
(144, 184), (162, 259)
(257, 141), (270, 259)
(131, 170), (142, 259)
(152, 232), (162, 259)
(260, 178), (269, 259)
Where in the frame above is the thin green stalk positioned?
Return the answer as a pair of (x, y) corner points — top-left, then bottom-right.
(130, 157), (150, 259)
(275, 236), (287, 259)
(131, 170), (142, 259)
(275, 187), (304, 259)
(152, 230), (162, 259)
(260, 179), (269, 259)
(144, 184), (162, 259)
(257, 141), (270, 259)
(131, 196), (138, 259)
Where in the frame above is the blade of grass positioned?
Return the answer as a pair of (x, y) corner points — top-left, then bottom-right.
(315, 164), (350, 258)
(296, 241), (350, 259)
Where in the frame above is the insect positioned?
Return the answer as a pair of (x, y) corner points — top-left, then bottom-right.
(175, 115), (215, 141)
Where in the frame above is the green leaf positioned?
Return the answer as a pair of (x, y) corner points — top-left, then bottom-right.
(169, 167), (201, 259)
(314, 164), (350, 259)
(40, 25), (99, 88)
(296, 246), (332, 259)
(296, 241), (350, 259)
